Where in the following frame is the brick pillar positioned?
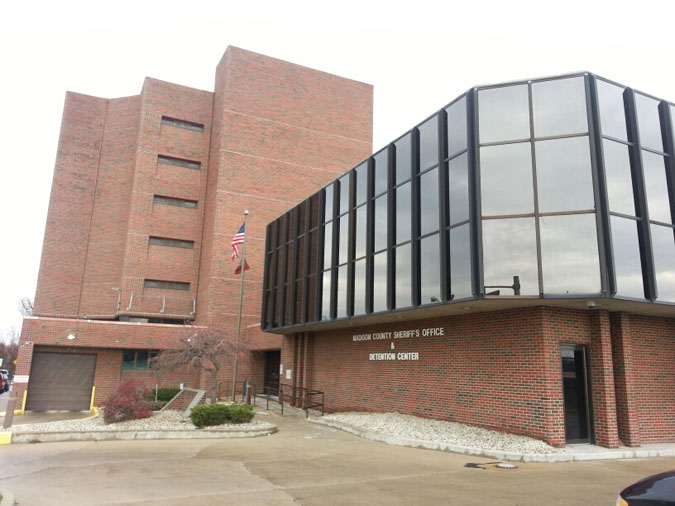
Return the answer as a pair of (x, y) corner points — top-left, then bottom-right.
(589, 310), (620, 448)
(538, 307), (566, 447)
(610, 312), (641, 447)
(12, 342), (34, 410)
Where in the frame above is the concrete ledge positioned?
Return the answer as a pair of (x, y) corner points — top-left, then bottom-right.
(310, 418), (675, 463)
(10, 425), (277, 444)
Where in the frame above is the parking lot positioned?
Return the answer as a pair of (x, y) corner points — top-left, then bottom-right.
(0, 411), (673, 505)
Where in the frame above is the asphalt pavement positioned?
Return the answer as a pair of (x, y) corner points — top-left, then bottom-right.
(0, 410), (673, 505)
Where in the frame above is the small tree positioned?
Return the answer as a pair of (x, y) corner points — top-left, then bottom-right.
(0, 327), (19, 375)
(153, 327), (247, 404)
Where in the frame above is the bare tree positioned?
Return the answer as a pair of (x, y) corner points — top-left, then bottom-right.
(152, 327), (247, 404)
(0, 327), (20, 375)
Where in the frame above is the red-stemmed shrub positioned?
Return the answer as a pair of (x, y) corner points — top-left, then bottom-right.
(103, 379), (152, 424)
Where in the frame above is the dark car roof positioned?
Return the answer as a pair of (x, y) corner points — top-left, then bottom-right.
(622, 470), (675, 502)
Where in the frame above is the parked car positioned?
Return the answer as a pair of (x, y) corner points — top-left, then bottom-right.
(0, 370), (9, 392)
(0, 373), (5, 393)
(617, 470), (675, 505)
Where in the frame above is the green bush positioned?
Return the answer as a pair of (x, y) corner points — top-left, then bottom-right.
(189, 404), (255, 427)
(156, 388), (181, 402)
(226, 404), (255, 424)
(190, 404), (229, 427)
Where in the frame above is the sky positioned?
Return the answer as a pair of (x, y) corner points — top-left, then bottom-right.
(1, 0), (674, 337)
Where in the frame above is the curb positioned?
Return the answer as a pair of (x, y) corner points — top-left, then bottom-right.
(0, 487), (16, 506)
(10, 424), (277, 444)
(309, 418), (675, 463)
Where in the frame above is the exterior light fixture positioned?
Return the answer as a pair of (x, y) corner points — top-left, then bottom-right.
(67, 334), (76, 340)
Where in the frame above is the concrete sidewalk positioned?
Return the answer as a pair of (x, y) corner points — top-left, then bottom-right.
(0, 411), (673, 506)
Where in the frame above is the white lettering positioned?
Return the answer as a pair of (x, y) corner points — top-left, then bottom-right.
(352, 333), (372, 341)
(369, 353), (397, 361)
(397, 352), (419, 360)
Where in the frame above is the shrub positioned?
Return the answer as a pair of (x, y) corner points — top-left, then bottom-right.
(156, 387), (181, 402)
(190, 404), (229, 427)
(189, 404), (256, 427)
(226, 404), (255, 424)
(103, 379), (152, 424)
(144, 387), (181, 403)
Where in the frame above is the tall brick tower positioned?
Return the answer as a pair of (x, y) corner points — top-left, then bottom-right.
(16, 47), (373, 409)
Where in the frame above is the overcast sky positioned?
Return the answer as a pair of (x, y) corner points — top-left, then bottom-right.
(1, 0), (674, 335)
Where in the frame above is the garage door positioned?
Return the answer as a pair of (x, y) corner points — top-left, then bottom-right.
(26, 352), (96, 410)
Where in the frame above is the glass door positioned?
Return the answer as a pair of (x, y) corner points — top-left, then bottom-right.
(561, 344), (592, 444)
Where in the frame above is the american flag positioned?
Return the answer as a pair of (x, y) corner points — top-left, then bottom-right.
(231, 223), (245, 260)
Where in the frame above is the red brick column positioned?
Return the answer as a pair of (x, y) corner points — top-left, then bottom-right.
(538, 307), (566, 447)
(589, 310), (620, 448)
(610, 312), (641, 447)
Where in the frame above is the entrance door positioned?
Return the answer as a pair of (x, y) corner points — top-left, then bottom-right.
(263, 350), (280, 394)
(561, 345), (592, 444)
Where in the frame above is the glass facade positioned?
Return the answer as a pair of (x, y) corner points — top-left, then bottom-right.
(262, 72), (675, 330)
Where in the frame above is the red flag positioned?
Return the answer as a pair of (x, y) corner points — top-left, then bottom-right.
(234, 260), (250, 275)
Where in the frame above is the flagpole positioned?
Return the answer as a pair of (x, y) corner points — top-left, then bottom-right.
(231, 210), (248, 401)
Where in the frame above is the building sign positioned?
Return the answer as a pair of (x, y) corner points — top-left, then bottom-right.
(352, 327), (445, 342)
(13, 375), (29, 383)
(354, 327), (445, 363)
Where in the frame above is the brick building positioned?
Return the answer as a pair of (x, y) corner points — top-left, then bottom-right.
(264, 72), (675, 448)
(16, 47), (373, 409)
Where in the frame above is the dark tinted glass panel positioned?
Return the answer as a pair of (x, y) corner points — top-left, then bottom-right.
(122, 350), (135, 371)
(642, 151), (672, 224)
(374, 195), (388, 252)
(308, 231), (317, 275)
(297, 204), (306, 234)
(355, 205), (367, 259)
(420, 167), (439, 235)
(286, 242), (294, 281)
(480, 142), (534, 216)
(450, 224), (472, 300)
(535, 137), (594, 213)
(532, 77), (588, 137)
(324, 185), (334, 222)
(540, 214), (600, 294)
(148, 237), (194, 248)
(651, 225), (675, 302)
(274, 288), (282, 326)
(447, 96), (467, 157)
(374, 149), (389, 196)
(354, 259), (366, 316)
(635, 93), (663, 152)
(395, 244), (412, 308)
(309, 194), (319, 228)
(321, 270), (331, 320)
(336, 266), (348, 318)
(294, 280), (304, 323)
(419, 115), (439, 171)
(157, 155), (201, 170)
(373, 252), (387, 312)
(420, 233), (441, 304)
(296, 236), (305, 279)
(306, 275), (317, 322)
(610, 216), (644, 299)
(603, 139), (635, 216)
(449, 152), (470, 225)
(265, 291), (274, 328)
(478, 84), (530, 144)
(396, 183), (412, 243)
(395, 134), (412, 184)
(482, 217), (538, 296)
(323, 222), (333, 270)
(338, 215), (349, 265)
(275, 248), (284, 285)
(597, 80), (627, 141)
(284, 283), (293, 325)
(339, 174), (350, 216)
(135, 350), (148, 371)
(355, 162), (368, 205)
(153, 195), (198, 208)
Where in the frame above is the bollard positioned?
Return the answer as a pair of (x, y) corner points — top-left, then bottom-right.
(3, 393), (17, 429)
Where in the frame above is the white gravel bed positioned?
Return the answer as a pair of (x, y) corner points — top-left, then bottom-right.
(321, 412), (561, 454)
(12, 410), (274, 433)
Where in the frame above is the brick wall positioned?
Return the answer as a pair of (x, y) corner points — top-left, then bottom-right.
(280, 307), (675, 447)
(195, 47), (373, 356)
